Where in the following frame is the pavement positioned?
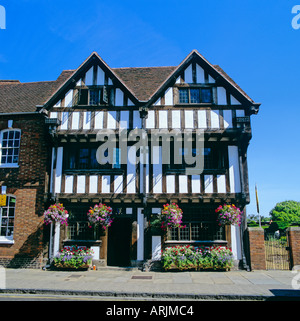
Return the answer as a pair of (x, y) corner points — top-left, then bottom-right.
(0, 267), (300, 301)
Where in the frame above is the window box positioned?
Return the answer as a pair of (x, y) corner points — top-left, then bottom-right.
(53, 245), (94, 270)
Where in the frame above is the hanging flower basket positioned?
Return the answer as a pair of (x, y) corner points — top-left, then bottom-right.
(159, 203), (185, 231)
(87, 203), (113, 230)
(216, 204), (242, 226)
(44, 203), (68, 226)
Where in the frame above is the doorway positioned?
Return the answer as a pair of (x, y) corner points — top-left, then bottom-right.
(107, 218), (132, 267)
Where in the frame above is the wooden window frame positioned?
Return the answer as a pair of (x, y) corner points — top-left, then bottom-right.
(176, 86), (214, 105)
(74, 86), (115, 107)
(0, 195), (16, 243)
(165, 141), (227, 174)
(0, 129), (21, 168)
(63, 144), (123, 174)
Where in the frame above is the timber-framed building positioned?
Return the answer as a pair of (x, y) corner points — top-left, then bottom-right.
(0, 50), (260, 269)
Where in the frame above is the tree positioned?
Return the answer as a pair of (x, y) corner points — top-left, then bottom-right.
(269, 201), (300, 229)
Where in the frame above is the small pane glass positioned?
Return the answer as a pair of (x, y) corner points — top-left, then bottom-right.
(201, 88), (213, 103)
(190, 89), (200, 103)
(179, 88), (189, 103)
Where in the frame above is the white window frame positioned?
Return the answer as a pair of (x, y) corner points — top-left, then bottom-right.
(0, 129), (21, 168)
(0, 195), (16, 244)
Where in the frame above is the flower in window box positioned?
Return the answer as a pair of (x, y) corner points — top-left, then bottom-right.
(216, 204), (242, 226)
(87, 203), (113, 230)
(53, 245), (94, 269)
(43, 203), (69, 226)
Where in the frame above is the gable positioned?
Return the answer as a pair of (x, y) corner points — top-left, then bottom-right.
(43, 52), (139, 110)
(147, 50), (257, 109)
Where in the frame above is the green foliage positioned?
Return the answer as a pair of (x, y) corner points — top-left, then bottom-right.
(161, 245), (234, 271)
(269, 201), (300, 228)
(53, 246), (94, 269)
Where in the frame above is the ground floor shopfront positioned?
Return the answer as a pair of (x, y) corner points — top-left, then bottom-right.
(51, 201), (244, 269)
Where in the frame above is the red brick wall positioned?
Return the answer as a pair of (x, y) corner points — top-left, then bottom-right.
(0, 114), (50, 268)
(287, 227), (300, 269)
(247, 227), (266, 270)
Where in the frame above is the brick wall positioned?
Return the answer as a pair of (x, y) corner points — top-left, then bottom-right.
(287, 227), (300, 269)
(247, 227), (266, 270)
(0, 114), (50, 268)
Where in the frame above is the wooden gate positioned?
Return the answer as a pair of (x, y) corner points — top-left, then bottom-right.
(265, 233), (290, 270)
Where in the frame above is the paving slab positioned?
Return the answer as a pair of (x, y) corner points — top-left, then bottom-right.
(1, 268), (300, 301)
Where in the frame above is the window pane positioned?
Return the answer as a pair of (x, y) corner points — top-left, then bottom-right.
(201, 88), (213, 103)
(67, 150), (76, 170)
(1, 131), (21, 165)
(0, 227), (6, 236)
(203, 148), (213, 169)
(0, 197), (15, 239)
(78, 149), (89, 169)
(179, 225), (190, 240)
(2, 208), (7, 217)
(78, 89), (88, 105)
(112, 148), (121, 169)
(90, 148), (100, 169)
(190, 89), (200, 103)
(179, 88), (189, 103)
(90, 90), (100, 105)
(9, 197), (16, 207)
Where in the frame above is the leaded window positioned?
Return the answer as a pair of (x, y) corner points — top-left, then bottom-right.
(178, 88), (213, 104)
(170, 208), (225, 241)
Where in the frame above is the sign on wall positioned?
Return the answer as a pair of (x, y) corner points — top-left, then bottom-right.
(0, 195), (6, 207)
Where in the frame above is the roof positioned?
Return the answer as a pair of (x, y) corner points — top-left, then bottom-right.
(0, 70), (73, 113)
(0, 51), (258, 114)
(112, 66), (176, 101)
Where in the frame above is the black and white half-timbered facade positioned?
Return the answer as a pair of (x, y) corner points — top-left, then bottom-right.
(41, 50), (260, 268)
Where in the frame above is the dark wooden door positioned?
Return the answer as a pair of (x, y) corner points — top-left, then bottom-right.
(107, 218), (131, 267)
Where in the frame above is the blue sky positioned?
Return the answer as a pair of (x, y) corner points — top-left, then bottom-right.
(0, 0), (299, 217)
